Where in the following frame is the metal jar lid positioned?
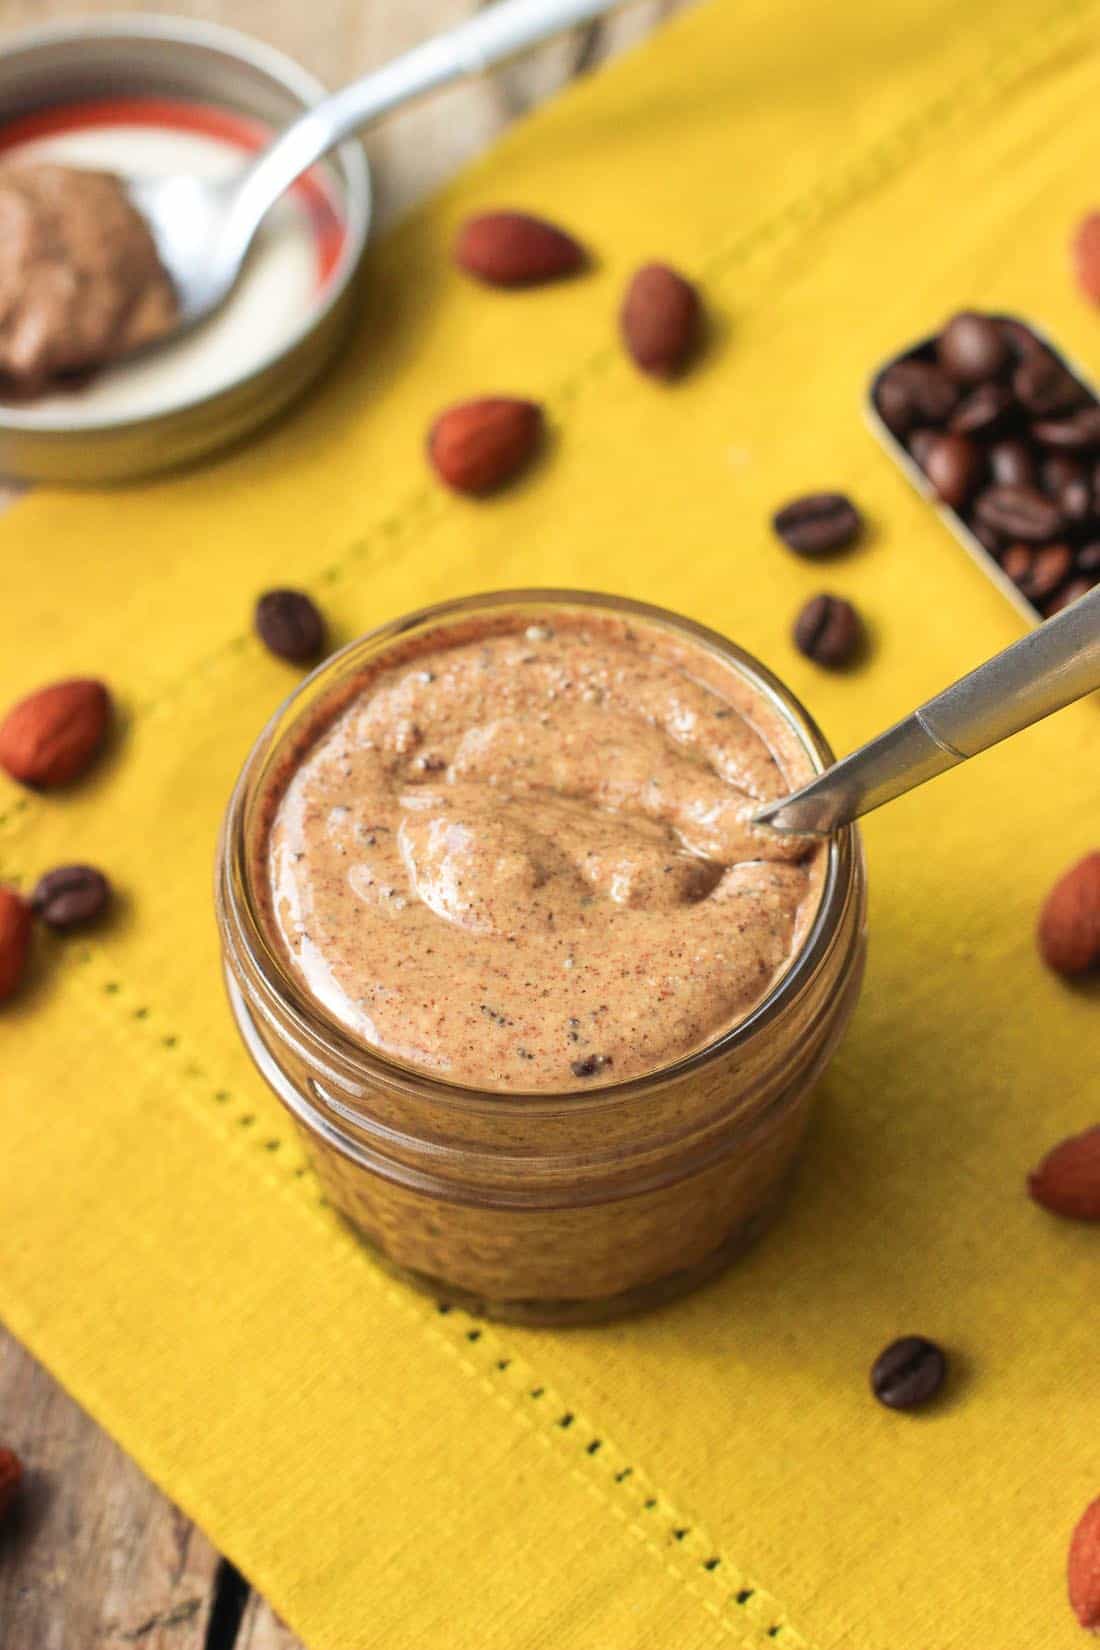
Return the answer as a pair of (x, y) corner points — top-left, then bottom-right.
(0, 14), (372, 484)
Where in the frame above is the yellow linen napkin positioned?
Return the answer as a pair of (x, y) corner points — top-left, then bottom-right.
(2, 1), (1099, 1645)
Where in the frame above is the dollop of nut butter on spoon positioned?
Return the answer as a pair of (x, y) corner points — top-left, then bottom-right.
(755, 583), (1100, 835)
(123, 0), (619, 348)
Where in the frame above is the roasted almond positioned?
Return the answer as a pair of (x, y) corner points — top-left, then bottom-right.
(427, 397), (543, 495)
(454, 210), (586, 287)
(1037, 851), (1100, 974)
(1028, 1124), (1100, 1221)
(1069, 1496), (1100, 1631)
(1071, 212), (1100, 306)
(0, 886), (31, 1003)
(620, 262), (701, 378)
(0, 1446), (22, 1520)
(0, 677), (111, 788)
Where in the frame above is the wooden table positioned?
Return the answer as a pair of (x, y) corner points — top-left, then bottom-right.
(0, 3), (691, 1644)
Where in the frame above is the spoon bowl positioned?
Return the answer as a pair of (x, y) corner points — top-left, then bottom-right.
(125, 172), (242, 334)
(756, 582), (1100, 836)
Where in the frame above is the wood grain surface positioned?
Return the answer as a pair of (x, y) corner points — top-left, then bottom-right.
(0, 2), (692, 1645)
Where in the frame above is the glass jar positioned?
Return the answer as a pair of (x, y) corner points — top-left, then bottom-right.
(215, 591), (867, 1324)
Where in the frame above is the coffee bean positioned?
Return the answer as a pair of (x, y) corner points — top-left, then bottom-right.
(31, 864), (111, 930)
(771, 492), (863, 556)
(870, 1336), (947, 1410)
(1076, 542), (1100, 573)
(1060, 479), (1092, 521)
(1025, 543), (1073, 601)
(948, 381), (1014, 436)
(1044, 576), (1094, 615)
(999, 316), (1046, 359)
(1000, 544), (1034, 585)
(254, 589), (327, 664)
(973, 484), (1062, 541)
(936, 311), (1009, 384)
(907, 428), (939, 469)
(924, 433), (983, 507)
(1040, 456), (1092, 522)
(875, 360), (958, 434)
(1032, 405), (1100, 451)
(971, 520), (1002, 554)
(1040, 453), (1084, 494)
(1014, 352), (1086, 416)
(793, 593), (863, 667)
(989, 439), (1036, 487)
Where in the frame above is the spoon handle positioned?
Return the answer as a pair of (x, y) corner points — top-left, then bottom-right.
(755, 583), (1100, 835)
(223, 0), (620, 264)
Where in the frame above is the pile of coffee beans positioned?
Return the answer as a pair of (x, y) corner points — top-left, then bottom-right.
(873, 311), (1100, 617)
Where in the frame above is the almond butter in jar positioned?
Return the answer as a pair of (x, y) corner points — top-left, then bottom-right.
(216, 591), (866, 1323)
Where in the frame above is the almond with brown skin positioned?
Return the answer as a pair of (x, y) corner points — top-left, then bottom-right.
(620, 262), (701, 378)
(1069, 1496), (1100, 1631)
(0, 887), (31, 1002)
(1072, 212), (1100, 306)
(1028, 1124), (1100, 1221)
(1037, 851), (1100, 974)
(0, 678), (111, 788)
(427, 397), (543, 496)
(454, 211), (586, 287)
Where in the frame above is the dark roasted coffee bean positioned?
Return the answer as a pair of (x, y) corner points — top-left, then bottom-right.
(924, 433), (982, 507)
(1000, 544), (1034, 585)
(793, 593), (863, 667)
(948, 381), (1014, 436)
(31, 863), (111, 930)
(771, 492), (863, 556)
(1044, 576), (1094, 615)
(990, 439), (1036, 487)
(936, 311), (1009, 384)
(254, 589), (327, 664)
(1076, 541), (1100, 573)
(1032, 405), (1100, 451)
(973, 484), (1062, 541)
(1014, 351), (1087, 416)
(1040, 453), (1084, 494)
(870, 1336), (947, 1410)
(971, 520), (1002, 554)
(1060, 479), (1092, 521)
(1025, 543), (1073, 601)
(1040, 457), (1092, 521)
(907, 428), (938, 469)
(999, 316), (1046, 360)
(875, 360), (959, 434)
(875, 367), (915, 435)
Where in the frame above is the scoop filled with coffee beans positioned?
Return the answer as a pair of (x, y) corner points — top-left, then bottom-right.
(869, 311), (1100, 619)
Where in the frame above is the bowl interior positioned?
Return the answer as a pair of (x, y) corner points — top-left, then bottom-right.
(0, 16), (371, 441)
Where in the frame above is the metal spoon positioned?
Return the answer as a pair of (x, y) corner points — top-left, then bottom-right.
(755, 584), (1100, 835)
(124, 0), (618, 343)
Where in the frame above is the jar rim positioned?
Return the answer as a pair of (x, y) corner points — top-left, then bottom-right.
(216, 587), (858, 1115)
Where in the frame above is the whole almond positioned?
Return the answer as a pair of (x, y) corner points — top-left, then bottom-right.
(1028, 1124), (1100, 1221)
(0, 1446), (22, 1519)
(620, 262), (701, 379)
(0, 886), (31, 1002)
(1071, 212), (1100, 305)
(1037, 851), (1100, 974)
(1069, 1496), (1100, 1631)
(427, 397), (543, 496)
(454, 211), (586, 287)
(0, 678), (111, 788)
